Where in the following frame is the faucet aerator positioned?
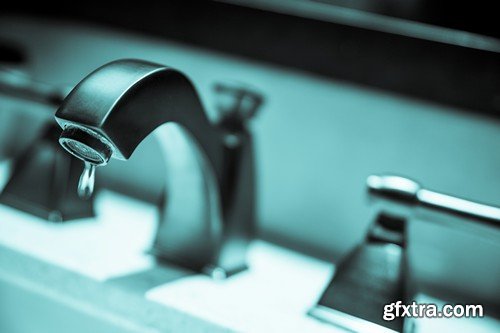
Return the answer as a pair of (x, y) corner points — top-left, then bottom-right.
(59, 126), (113, 166)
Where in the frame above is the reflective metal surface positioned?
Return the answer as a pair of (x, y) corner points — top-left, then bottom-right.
(310, 214), (407, 332)
(55, 59), (257, 276)
(368, 174), (500, 227)
(367, 173), (500, 314)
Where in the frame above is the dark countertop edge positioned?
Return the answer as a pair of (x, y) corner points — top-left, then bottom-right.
(221, 0), (500, 52)
(2, 1), (500, 117)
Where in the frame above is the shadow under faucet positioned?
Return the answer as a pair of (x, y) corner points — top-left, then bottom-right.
(54, 59), (261, 277)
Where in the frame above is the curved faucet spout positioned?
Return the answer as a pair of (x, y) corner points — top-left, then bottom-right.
(55, 59), (255, 276)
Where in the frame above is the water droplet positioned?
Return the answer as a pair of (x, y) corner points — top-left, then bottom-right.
(78, 162), (96, 199)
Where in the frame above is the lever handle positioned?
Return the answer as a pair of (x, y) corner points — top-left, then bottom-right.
(0, 68), (70, 106)
(367, 174), (500, 227)
(214, 82), (264, 124)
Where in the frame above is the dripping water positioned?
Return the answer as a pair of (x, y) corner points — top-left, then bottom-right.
(78, 161), (96, 199)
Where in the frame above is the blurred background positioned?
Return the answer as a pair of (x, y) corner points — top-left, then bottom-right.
(2, 0), (499, 261)
(0, 1), (499, 332)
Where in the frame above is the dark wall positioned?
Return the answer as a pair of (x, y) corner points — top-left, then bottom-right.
(3, 0), (500, 117)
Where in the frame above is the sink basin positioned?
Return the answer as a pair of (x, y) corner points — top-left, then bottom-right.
(0, 244), (226, 333)
(0, 185), (228, 332)
(0, 262), (138, 333)
(0, 187), (498, 332)
(0, 187), (338, 332)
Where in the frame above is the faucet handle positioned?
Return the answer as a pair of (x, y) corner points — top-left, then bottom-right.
(214, 82), (264, 126)
(0, 124), (95, 221)
(367, 174), (500, 227)
(0, 68), (69, 106)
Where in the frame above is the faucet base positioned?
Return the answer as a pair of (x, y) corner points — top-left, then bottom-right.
(0, 125), (95, 222)
(202, 265), (242, 280)
(310, 214), (407, 332)
(151, 250), (248, 280)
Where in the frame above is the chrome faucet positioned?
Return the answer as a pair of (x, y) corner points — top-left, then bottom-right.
(54, 59), (260, 277)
